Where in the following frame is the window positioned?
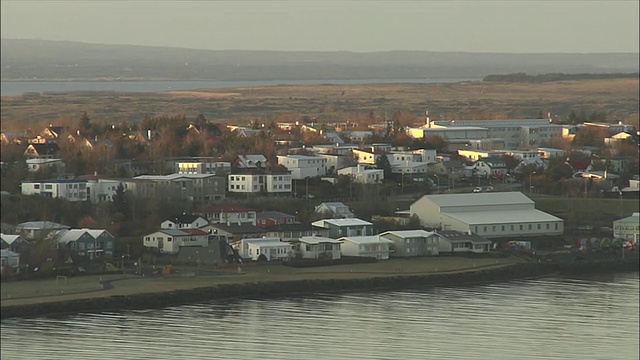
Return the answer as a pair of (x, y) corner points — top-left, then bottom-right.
(528, 224), (532, 230)
(519, 225), (523, 230)
(483, 226), (487, 232)
(537, 224), (541, 230)
(555, 223), (558, 230)
(34, 184), (40, 189)
(502, 226), (505, 231)
(45, 184), (53, 190)
(546, 224), (550, 229)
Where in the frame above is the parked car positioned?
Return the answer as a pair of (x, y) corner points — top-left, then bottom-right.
(485, 186), (494, 192)
(473, 187), (482, 193)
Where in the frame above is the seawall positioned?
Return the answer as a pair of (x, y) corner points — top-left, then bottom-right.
(1, 259), (638, 320)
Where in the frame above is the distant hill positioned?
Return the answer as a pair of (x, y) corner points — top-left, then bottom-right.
(1, 39), (639, 81)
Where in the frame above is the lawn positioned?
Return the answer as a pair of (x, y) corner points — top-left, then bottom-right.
(1, 256), (522, 307)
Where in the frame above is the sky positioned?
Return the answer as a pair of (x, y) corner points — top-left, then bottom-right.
(1, 0), (639, 53)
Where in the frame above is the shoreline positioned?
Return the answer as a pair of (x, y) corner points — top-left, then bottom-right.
(1, 259), (638, 320)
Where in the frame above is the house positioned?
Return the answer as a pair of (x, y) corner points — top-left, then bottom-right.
(379, 230), (439, 257)
(160, 214), (209, 230)
(196, 205), (257, 226)
(16, 221), (70, 241)
(435, 230), (492, 253)
(176, 161), (231, 175)
(227, 171), (292, 195)
(312, 218), (374, 239)
(338, 235), (393, 259)
(277, 155), (327, 179)
(232, 155), (267, 169)
(346, 131), (374, 142)
(26, 158), (65, 173)
(351, 149), (380, 165)
(176, 235), (232, 266)
(318, 153), (353, 175)
(410, 192), (564, 239)
(613, 213), (639, 242)
(471, 157), (508, 179)
(292, 235), (342, 260)
(235, 237), (292, 261)
(23, 143), (60, 159)
(314, 202), (354, 219)
(131, 173), (226, 202)
(1, 249), (20, 274)
(0, 234), (30, 253)
(142, 228), (209, 254)
(391, 161), (429, 178)
(337, 164), (384, 184)
(21, 179), (89, 202)
(202, 223), (267, 241)
(263, 223), (320, 242)
(256, 211), (297, 227)
(54, 228), (116, 258)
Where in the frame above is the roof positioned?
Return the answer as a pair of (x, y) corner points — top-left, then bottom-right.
(338, 235), (393, 245)
(165, 214), (206, 224)
(298, 235), (342, 244)
(444, 209), (562, 225)
(380, 230), (435, 238)
(436, 230), (491, 244)
(312, 218), (372, 228)
(16, 221), (70, 230)
(133, 173), (218, 181)
(414, 192), (533, 208)
(198, 205), (255, 213)
(155, 229), (190, 236)
(26, 158), (63, 164)
(181, 228), (209, 236)
(209, 223), (267, 235)
(615, 213), (640, 223)
(257, 211), (294, 219)
(55, 229), (111, 244)
(243, 239), (291, 247)
(0, 234), (27, 245)
(22, 179), (87, 184)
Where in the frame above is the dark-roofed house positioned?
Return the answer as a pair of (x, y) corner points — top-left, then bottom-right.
(176, 234), (235, 266)
(24, 143), (60, 159)
(256, 211), (297, 227)
(202, 223), (267, 241)
(435, 230), (492, 253)
(160, 214), (208, 230)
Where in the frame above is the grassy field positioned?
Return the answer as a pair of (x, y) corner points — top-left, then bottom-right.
(0, 256), (522, 306)
(1, 78), (638, 126)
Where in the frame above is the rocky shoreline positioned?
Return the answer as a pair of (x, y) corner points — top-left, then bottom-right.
(1, 259), (638, 320)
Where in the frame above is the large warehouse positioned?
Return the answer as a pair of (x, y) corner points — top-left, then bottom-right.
(410, 192), (564, 239)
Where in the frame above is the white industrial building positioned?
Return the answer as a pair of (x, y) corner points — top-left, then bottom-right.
(613, 213), (639, 242)
(410, 192), (564, 239)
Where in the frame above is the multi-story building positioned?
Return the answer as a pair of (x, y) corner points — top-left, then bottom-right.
(613, 213), (639, 242)
(227, 170), (292, 195)
(21, 179), (88, 201)
(312, 218), (374, 238)
(176, 161), (231, 175)
(277, 155), (327, 179)
(337, 164), (384, 184)
(130, 173), (226, 202)
(54, 228), (116, 258)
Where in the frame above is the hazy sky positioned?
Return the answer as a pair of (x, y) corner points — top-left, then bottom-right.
(1, 1), (638, 53)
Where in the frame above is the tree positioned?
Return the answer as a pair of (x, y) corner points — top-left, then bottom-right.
(80, 111), (91, 133)
(111, 183), (131, 218)
(375, 154), (393, 179)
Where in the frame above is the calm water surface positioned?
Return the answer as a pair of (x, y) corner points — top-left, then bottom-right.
(1, 272), (638, 360)
(0, 78), (479, 96)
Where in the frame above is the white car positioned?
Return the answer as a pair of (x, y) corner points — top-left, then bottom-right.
(473, 187), (482, 193)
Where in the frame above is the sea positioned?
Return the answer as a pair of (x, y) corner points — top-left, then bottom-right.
(0, 78), (479, 96)
(1, 272), (638, 360)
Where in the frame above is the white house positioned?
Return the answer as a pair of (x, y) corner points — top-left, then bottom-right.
(294, 235), (343, 260)
(613, 213), (639, 242)
(143, 228), (210, 254)
(410, 192), (564, 239)
(160, 214), (209, 230)
(391, 161), (429, 177)
(236, 237), (292, 261)
(379, 230), (439, 257)
(337, 164), (384, 184)
(277, 155), (327, 179)
(338, 235), (393, 259)
(227, 172), (292, 194)
(21, 179), (88, 202)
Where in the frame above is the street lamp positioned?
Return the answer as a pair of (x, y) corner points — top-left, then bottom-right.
(529, 171), (536, 193)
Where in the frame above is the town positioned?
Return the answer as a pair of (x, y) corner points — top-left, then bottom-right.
(1, 111), (639, 278)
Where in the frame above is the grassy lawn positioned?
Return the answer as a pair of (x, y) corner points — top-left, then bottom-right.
(1, 256), (522, 307)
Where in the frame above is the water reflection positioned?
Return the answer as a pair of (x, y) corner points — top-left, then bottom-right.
(1, 272), (638, 360)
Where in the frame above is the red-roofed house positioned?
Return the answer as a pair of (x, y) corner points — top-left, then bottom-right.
(195, 205), (257, 226)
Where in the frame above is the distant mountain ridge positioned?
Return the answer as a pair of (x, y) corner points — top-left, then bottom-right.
(1, 39), (638, 81)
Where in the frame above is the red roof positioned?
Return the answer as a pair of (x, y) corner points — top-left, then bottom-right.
(198, 205), (255, 212)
